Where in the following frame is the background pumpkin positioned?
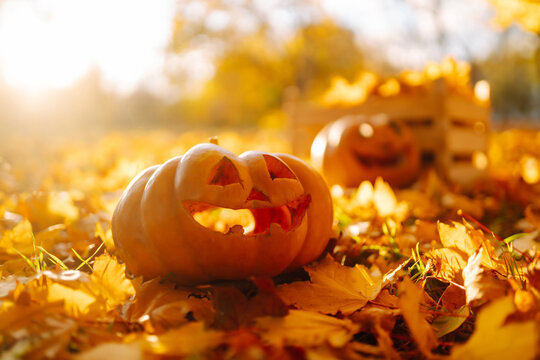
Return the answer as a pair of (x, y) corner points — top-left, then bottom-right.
(311, 115), (421, 188)
(112, 143), (333, 285)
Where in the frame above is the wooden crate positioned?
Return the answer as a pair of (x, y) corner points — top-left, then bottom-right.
(285, 79), (491, 187)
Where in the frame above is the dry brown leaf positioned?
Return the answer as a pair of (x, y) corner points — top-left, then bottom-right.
(398, 279), (438, 357)
(440, 283), (467, 311)
(451, 297), (538, 360)
(255, 309), (360, 348)
(350, 306), (400, 360)
(212, 278), (287, 330)
(371, 288), (400, 308)
(126, 277), (199, 327)
(276, 255), (382, 315)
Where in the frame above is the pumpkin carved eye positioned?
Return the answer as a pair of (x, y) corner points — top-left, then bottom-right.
(208, 156), (242, 186)
(263, 154), (296, 180)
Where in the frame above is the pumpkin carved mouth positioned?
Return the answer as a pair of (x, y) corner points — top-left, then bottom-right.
(183, 193), (311, 236)
(353, 151), (405, 167)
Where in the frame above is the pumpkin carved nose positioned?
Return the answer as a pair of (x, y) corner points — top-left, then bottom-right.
(247, 187), (270, 202)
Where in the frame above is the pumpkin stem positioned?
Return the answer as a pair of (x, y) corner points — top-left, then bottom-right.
(208, 136), (219, 145)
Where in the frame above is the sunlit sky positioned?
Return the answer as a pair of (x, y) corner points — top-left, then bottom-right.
(0, 0), (534, 97)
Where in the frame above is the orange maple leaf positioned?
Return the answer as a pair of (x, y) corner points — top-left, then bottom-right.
(276, 255), (382, 315)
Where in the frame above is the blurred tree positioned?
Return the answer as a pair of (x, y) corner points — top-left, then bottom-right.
(179, 20), (364, 126)
(285, 21), (364, 99)
(168, 1), (366, 126)
(489, 0), (540, 34)
(487, 0), (540, 122)
(476, 47), (537, 119)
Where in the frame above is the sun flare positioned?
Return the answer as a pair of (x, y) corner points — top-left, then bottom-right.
(0, 0), (174, 94)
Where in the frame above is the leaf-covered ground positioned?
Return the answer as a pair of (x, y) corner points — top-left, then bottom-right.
(0, 129), (539, 359)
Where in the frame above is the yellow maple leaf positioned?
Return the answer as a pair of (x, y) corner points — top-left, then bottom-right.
(276, 255), (382, 315)
(437, 221), (500, 271)
(451, 297), (538, 360)
(255, 310), (360, 348)
(144, 321), (223, 356)
(47, 282), (96, 317)
(0, 219), (34, 256)
(438, 221), (479, 255)
(87, 254), (136, 311)
(426, 247), (468, 283)
(398, 279), (438, 357)
(75, 342), (142, 360)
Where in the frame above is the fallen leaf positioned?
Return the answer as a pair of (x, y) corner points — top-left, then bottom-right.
(440, 284), (467, 312)
(212, 279), (287, 330)
(144, 321), (223, 356)
(451, 297), (538, 360)
(438, 221), (500, 270)
(514, 288), (538, 313)
(431, 305), (470, 338)
(87, 254), (136, 311)
(126, 277), (199, 327)
(462, 248), (507, 308)
(350, 305), (400, 360)
(276, 255), (382, 315)
(426, 247), (468, 283)
(374, 177), (398, 217)
(0, 219), (34, 256)
(398, 279), (438, 357)
(370, 289), (400, 309)
(47, 282), (96, 317)
(223, 329), (268, 358)
(0, 276), (18, 298)
(256, 309), (360, 348)
(76, 342), (142, 360)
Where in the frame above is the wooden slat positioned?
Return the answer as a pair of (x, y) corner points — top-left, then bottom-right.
(445, 94), (490, 122)
(292, 94), (439, 126)
(445, 128), (488, 152)
(447, 165), (486, 187)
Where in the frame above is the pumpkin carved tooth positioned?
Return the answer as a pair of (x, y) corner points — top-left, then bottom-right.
(112, 143), (333, 284)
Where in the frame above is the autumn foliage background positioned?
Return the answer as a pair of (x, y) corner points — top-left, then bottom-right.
(1, 0), (540, 359)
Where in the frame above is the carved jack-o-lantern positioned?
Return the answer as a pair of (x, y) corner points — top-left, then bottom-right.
(112, 143), (333, 285)
(311, 115), (421, 187)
